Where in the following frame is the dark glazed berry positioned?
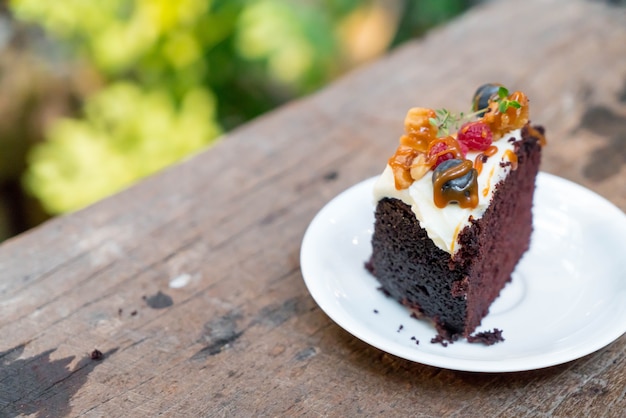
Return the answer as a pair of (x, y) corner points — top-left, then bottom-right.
(433, 159), (476, 196)
(431, 158), (479, 209)
(433, 158), (462, 174)
(473, 83), (503, 114)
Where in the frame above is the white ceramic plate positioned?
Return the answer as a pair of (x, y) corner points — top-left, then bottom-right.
(300, 172), (626, 372)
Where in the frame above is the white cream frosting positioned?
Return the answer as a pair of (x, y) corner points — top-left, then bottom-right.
(373, 128), (522, 255)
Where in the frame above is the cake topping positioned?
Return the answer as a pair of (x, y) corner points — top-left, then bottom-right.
(472, 83), (503, 116)
(374, 84), (546, 254)
(527, 125), (548, 147)
(457, 121), (493, 151)
(482, 90), (528, 139)
(404, 107), (438, 147)
(432, 159), (478, 208)
(474, 145), (499, 175)
(387, 84), (531, 208)
(503, 149), (518, 170)
(427, 137), (467, 169)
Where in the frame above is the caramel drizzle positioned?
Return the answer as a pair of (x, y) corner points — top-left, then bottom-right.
(482, 166), (495, 197)
(504, 149), (518, 170)
(432, 160), (478, 209)
(426, 136), (465, 165)
(450, 224), (462, 253)
(473, 145), (499, 175)
(526, 125), (547, 147)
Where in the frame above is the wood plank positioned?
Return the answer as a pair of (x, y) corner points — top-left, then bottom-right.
(1, 0), (625, 416)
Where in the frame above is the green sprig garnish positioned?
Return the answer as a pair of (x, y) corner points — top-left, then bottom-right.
(428, 109), (460, 137)
(496, 86), (521, 113)
(428, 108), (479, 137)
(428, 86), (522, 136)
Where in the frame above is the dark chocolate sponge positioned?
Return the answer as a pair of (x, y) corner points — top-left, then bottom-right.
(366, 124), (543, 340)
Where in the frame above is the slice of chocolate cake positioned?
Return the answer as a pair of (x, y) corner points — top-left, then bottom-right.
(366, 84), (546, 342)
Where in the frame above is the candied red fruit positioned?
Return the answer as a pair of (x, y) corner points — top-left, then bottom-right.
(428, 142), (455, 169)
(428, 138), (467, 170)
(458, 121), (493, 151)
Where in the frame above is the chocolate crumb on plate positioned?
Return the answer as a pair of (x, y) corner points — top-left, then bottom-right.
(430, 335), (449, 347)
(467, 328), (505, 345)
(430, 333), (459, 347)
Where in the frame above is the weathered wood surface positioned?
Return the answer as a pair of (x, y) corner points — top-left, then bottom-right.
(2, 0), (625, 416)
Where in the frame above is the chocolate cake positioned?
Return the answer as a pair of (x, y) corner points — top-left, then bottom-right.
(365, 84), (546, 342)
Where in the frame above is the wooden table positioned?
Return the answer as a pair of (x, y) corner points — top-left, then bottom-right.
(2, 0), (625, 416)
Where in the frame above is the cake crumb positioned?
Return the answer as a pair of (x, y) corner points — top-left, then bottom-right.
(411, 336), (420, 345)
(430, 331), (459, 347)
(373, 309), (379, 314)
(467, 328), (505, 345)
(397, 324), (404, 332)
(90, 349), (104, 360)
(430, 335), (450, 347)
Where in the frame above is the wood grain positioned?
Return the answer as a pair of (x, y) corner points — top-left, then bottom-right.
(1, 0), (625, 416)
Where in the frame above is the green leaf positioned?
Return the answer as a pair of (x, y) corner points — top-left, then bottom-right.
(497, 86), (509, 99)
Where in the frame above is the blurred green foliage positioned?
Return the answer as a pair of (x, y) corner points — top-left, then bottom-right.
(9, 0), (472, 215)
